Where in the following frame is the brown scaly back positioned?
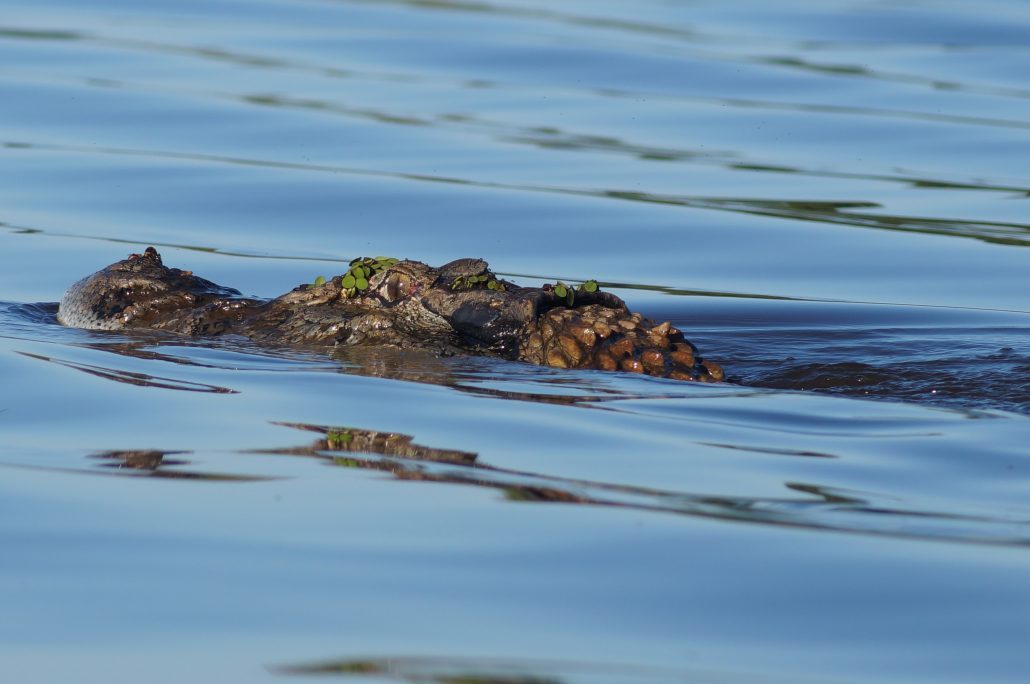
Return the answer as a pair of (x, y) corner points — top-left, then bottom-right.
(519, 304), (724, 382)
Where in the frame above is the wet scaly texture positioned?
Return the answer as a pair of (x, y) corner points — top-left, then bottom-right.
(57, 248), (722, 382)
(519, 305), (724, 382)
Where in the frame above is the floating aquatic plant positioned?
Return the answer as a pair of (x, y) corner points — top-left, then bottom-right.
(549, 279), (599, 306)
(450, 273), (506, 292)
(340, 256), (399, 298)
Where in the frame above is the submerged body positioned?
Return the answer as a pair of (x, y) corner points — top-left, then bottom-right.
(58, 248), (723, 382)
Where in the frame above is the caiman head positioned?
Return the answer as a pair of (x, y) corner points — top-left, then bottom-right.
(58, 248), (723, 382)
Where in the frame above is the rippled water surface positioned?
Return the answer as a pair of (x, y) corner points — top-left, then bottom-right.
(2, 1), (1030, 682)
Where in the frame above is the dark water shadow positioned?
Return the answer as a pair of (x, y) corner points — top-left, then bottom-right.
(693, 322), (1030, 416)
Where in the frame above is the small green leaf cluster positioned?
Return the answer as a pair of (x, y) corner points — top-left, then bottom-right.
(326, 430), (354, 447)
(550, 279), (599, 306)
(340, 256), (399, 298)
(451, 273), (506, 292)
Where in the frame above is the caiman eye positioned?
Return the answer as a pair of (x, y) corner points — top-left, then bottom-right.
(379, 272), (412, 303)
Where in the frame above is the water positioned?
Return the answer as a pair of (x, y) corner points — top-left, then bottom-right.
(1, 1), (1029, 682)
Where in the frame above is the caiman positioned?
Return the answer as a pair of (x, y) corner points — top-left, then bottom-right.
(57, 247), (724, 382)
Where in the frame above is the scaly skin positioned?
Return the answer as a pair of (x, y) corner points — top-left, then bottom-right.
(57, 247), (724, 382)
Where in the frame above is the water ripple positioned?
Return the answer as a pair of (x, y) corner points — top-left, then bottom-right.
(6, 140), (1028, 249)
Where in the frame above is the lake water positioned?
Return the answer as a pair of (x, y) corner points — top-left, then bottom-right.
(2, 1), (1029, 682)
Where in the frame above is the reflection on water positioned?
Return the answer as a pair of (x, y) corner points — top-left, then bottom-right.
(270, 422), (478, 465)
(93, 449), (188, 470)
(5, 292), (1025, 553)
(18, 349), (239, 393)
(276, 422), (1030, 545)
(50, 418), (1030, 547)
(273, 655), (759, 684)
(87, 450), (269, 481)
(244, 421), (1030, 545)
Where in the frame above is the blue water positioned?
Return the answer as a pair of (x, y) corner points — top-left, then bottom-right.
(2, 1), (1030, 682)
